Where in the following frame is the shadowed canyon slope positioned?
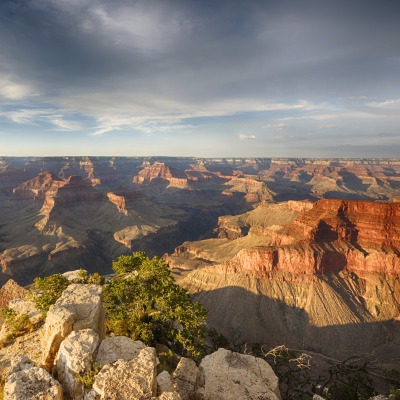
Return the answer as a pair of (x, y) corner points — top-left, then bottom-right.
(167, 199), (400, 363)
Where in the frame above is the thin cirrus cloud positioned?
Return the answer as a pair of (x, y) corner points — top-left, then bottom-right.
(0, 0), (400, 156)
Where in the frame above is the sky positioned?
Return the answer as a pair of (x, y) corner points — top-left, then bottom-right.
(1, 0), (400, 158)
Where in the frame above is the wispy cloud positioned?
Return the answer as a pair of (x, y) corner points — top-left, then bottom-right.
(239, 134), (256, 140)
(0, 108), (83, 131)
(265, 122), (287, 130)
(50, 117), (83, 131)
(0, 76), (34, 100)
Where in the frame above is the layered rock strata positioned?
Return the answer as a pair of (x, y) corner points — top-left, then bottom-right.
(169, 199), (400, 361)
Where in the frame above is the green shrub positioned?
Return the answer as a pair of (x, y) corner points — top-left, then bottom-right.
(74, 363), (99, 388)
(0, 308), (32, 345)
(30, 274), (69, 311)
(104, 252), (207, 359)
(87, 272), (105, 285)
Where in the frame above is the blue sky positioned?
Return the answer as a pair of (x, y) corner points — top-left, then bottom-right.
(1, 0), (400, 157)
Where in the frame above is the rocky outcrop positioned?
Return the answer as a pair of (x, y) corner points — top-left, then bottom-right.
(172, 357), (199, 400)
(196, 348), (281, 400)
(133, 162), (188, 188)
(42, 284), (104, 370)
(107, 192), (128, 215)
(37, 175), (102, 229)
(12, 171), (63, 200)
(4, 356), (63, 400)
(55, 329), (99, 399)
(0, 279), (282, 400)
(96, 336), (145, 368)
(91, 347), (158, 400)
(222, 177), (274, 202)
(106, 190), (142, 216)
(0, 279), (26, 309)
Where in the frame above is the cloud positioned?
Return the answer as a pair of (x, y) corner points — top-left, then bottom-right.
(239, 134), (256, 140)
(1, 0), (400, 156)
(265, 122), (287, 130)
(320, 124), (337, 129)
(91, 114), (192, 136)
(0, 108), (83, 131)
(50, 117), (83, 131)
(0, 76), (34, 100)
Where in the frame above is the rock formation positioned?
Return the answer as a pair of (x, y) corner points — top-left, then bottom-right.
(169, 199), (400, 362)
(4, 355), (63, 400)
(133, 162), (188, 188)
(0, 279), (26, 309)
(0, 283), (281, 400)
(42, 284), (104, 370)
(196, 348), (281, 400)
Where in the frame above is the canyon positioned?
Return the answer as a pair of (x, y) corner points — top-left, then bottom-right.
(0, 156), (399, 369)
(167, 199), (400, 365)
(1, 156), (400, 285)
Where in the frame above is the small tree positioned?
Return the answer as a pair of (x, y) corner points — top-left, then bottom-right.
(30, 273), (69, 311)
(104, 252), (207, 359)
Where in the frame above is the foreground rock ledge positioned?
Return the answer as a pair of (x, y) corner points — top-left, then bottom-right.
(4, 356), (62, 400)
(196, 348), (281, 400)
(41, 284), (104, 370)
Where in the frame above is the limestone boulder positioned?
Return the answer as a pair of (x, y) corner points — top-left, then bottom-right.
(9, 298), (43, 325)
(41, 284), (104, 370)
(92, 347), (158, 400)
(95, 336), (145, 368)
(156, 371), (182, 400)
(157, 370), (174, 394)
(4, 356), (62, 400)
(62, 269), (88, 283)
(195, 348), (281, 400)
(55, 329), (99, 399)
(172, 357), (199, 400)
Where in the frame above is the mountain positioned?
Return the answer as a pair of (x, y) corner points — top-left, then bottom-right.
(167, 199), (400, 364)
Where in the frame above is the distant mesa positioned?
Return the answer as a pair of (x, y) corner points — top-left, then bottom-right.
(133, 162), (188, 188)
(222, 177), (275, 202)
(12, 172), (63, 200)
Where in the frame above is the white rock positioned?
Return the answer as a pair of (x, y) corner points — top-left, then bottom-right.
(41, 284), (104, 370)
(92, 347), (158, 400)
(9, 298), (43, 324)
(172, 357), (199, 400)
(62, 269), (88, 283)
(55, 329), (99, 399)
(4, 359), (63, 400)
(195, 348), (281, 400)
(95, 336), (145, 368)
(157, 370), (174, 394)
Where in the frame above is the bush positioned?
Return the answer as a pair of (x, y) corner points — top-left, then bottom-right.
(30, 274), (70, 311)
(0, 308), (32, 345)
(74, 363), (99, 388)
(104, 252), (207, 359)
